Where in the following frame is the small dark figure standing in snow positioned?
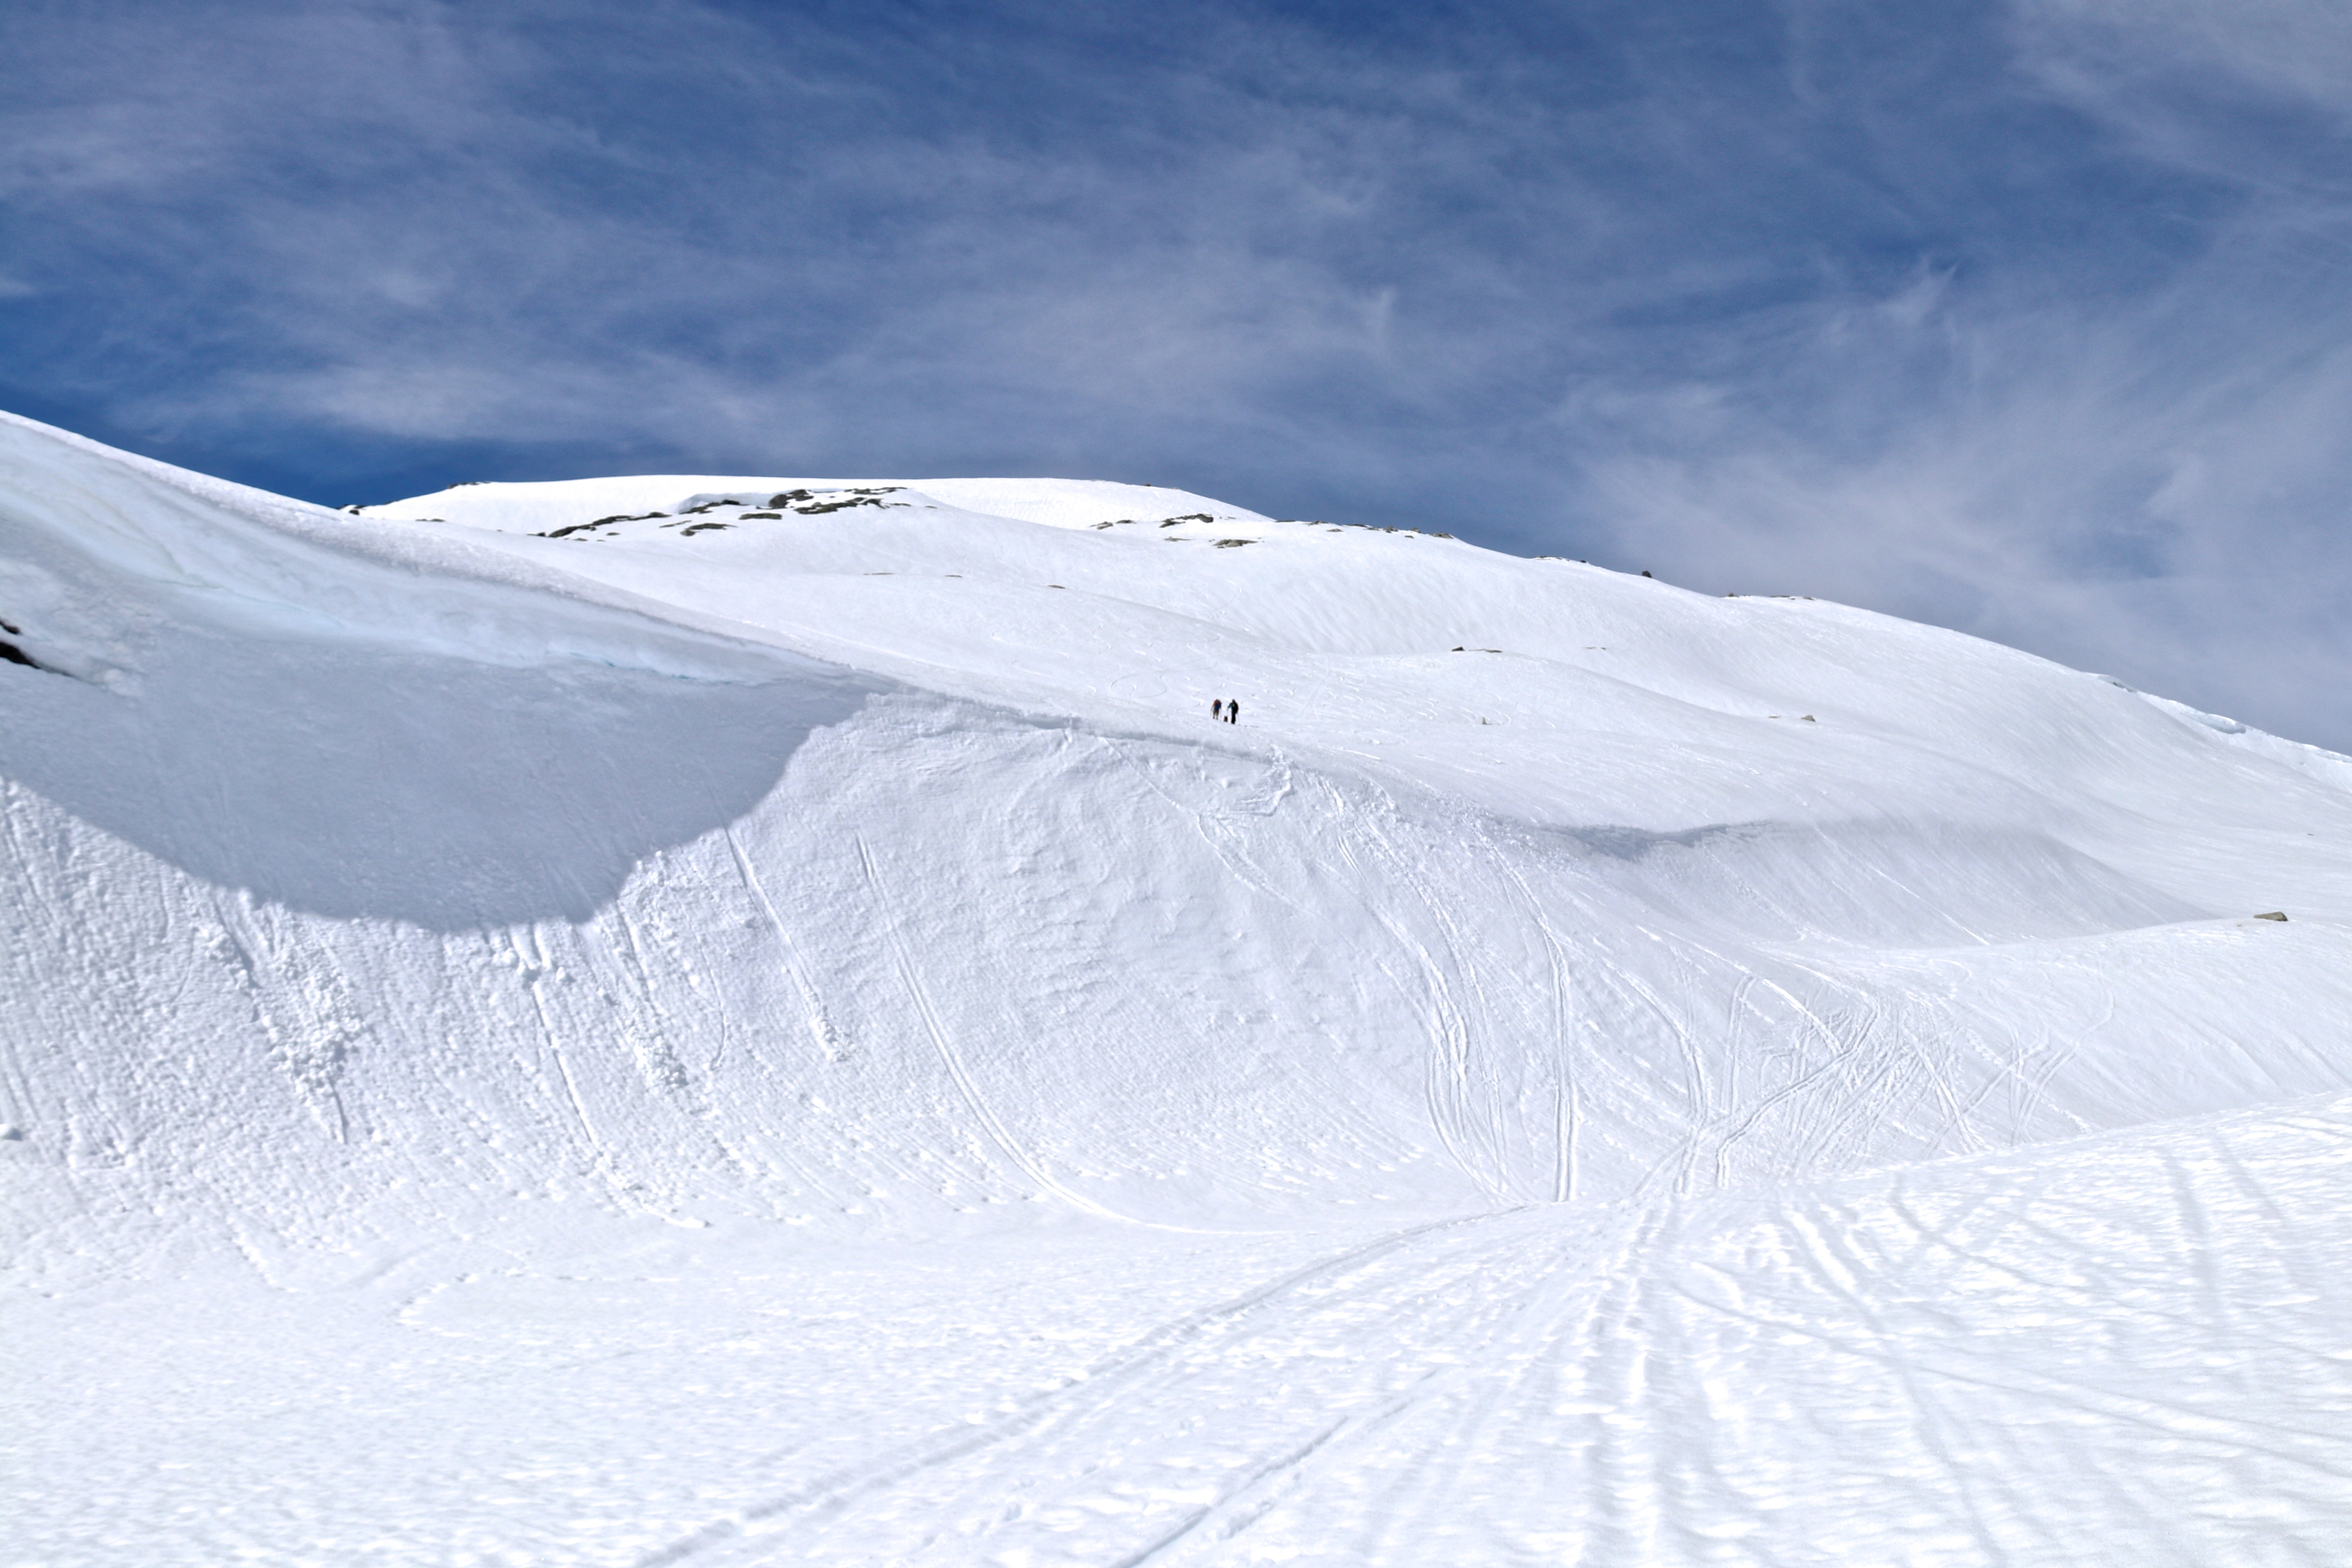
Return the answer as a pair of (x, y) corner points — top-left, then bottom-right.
(1226, 699), (1240, 724)
(1212, 699), (1225, 722)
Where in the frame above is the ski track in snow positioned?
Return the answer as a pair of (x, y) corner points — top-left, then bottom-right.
(5, 410), (2352, 1563)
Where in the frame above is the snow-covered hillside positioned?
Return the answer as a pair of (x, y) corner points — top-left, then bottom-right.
(6, 408), (2350, 1564)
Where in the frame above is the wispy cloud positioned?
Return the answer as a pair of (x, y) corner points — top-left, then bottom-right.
(1560, 0), (2352, 745)
(2011, 0), (2352, 135)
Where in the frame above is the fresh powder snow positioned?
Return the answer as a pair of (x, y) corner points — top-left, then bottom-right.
(4, 406), (2350, 1565)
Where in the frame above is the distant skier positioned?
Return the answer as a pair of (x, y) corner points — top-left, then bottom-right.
(1226, 699), (1240, 724)
(1212, 699), (1225, 722)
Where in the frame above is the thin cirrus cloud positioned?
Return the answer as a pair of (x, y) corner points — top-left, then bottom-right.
(0, 0), (2345, 748)
(1577, 0), (2352, 747)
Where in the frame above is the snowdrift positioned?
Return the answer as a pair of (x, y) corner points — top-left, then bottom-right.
(6, 409), (2350, 1564)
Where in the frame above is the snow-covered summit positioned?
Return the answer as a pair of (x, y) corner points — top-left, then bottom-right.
(362, 472), (1272, 537)
(7, 411), (2352, 1565)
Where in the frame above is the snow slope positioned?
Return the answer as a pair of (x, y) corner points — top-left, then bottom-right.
(5, 409), (2350, 1564)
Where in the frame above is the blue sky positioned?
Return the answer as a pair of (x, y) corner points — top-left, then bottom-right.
(4, 0), (2348, 747)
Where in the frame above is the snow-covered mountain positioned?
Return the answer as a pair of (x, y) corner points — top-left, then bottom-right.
(6, 407), (2350, 1565)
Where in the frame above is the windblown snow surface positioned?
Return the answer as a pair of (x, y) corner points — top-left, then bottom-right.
(6, 408), (2352, 1567)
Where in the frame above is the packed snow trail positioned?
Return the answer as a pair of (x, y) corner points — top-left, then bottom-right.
(13, 1097), (2348, 1566)
(4, 409), (2350, 1563)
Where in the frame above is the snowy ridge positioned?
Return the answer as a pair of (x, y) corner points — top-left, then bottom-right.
(0, 411), (866, 685)
(360, 473), (1270, 537)
(6, 413), (2351, 1564)
(2133, 683), (2352, 792)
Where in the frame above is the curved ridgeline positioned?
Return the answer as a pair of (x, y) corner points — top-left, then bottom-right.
(6, 408), (2351, 1564)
